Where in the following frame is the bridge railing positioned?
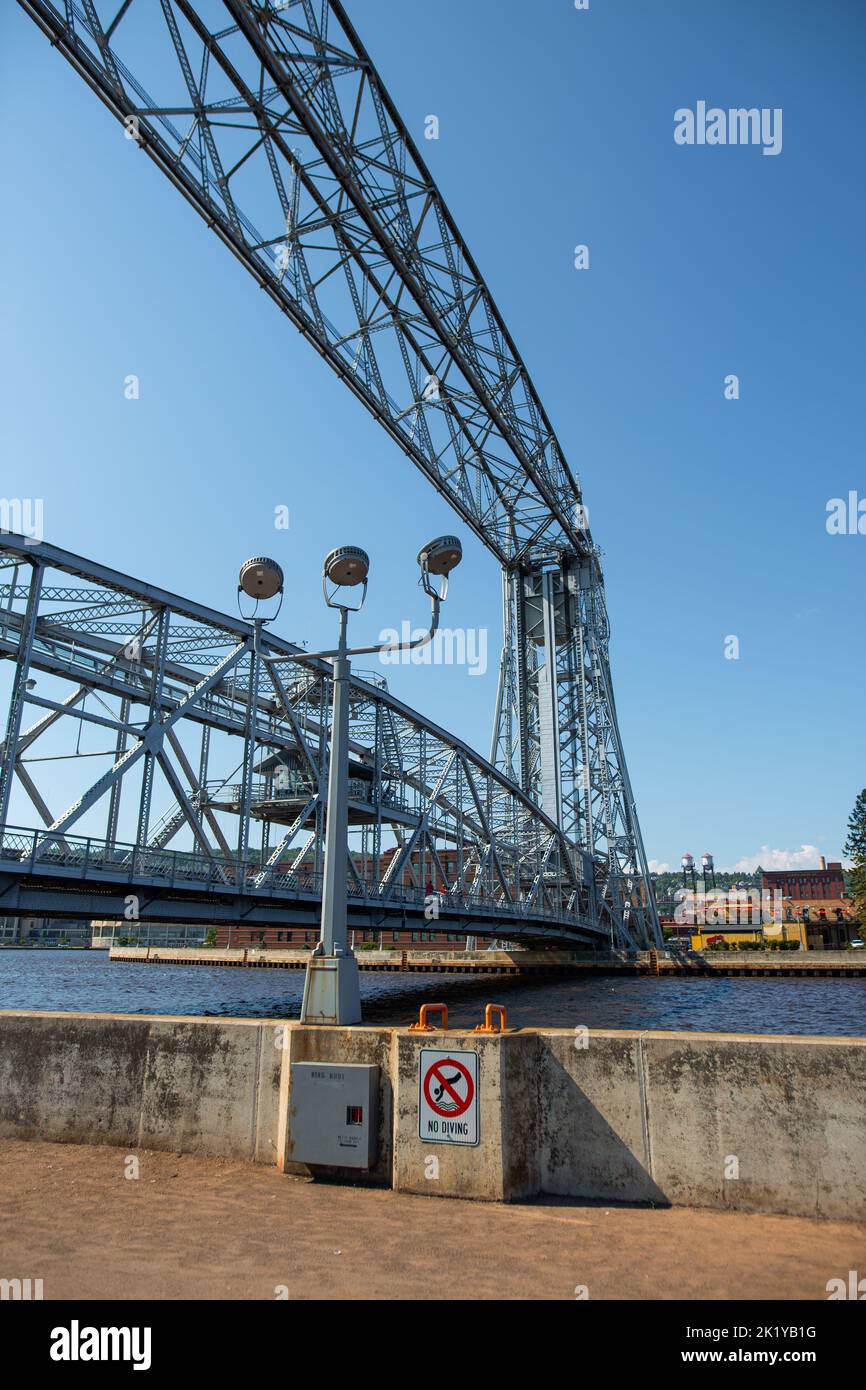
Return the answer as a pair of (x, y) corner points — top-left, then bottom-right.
(0, 824), (593, 929)
(206, 777), (409, 814)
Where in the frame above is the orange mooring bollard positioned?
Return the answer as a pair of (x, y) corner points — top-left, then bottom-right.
(474, 1003), (508, 1033)
(408, 1002), (449, 1032)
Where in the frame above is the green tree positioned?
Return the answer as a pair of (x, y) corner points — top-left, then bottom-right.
(843, 789), (866, 937)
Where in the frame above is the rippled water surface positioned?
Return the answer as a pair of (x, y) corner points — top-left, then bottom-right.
(1, 950), (864, 1035)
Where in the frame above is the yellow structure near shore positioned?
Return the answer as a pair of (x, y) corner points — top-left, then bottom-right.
(690, 921), (808, 952)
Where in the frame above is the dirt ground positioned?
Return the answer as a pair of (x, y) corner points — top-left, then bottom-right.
(0, 1137), (862, 1300)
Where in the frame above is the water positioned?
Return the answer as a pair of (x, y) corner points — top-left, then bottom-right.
(1, 950), (864, 1035)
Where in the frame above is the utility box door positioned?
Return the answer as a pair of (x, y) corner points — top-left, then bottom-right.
(289, 1062), (378, 1169)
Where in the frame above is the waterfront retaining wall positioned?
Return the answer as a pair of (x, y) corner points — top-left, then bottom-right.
(1, 1012), (863, 1219)
(0, 1011), (281, 1164)
(536, 1030), (866, 1218)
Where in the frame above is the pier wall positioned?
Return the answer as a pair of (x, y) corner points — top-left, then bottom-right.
(107, 944), (866, 975)
(535, 1030), (865, 1218)
(0, 1012), (863, 1219)
(0, 1011), (281, 1164)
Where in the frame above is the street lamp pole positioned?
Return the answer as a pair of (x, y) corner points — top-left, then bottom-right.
(243, 539), (462, 1025)
(319, 604), (350, 959)
(298, 601), (362, 1026)
(293, 535), (463, 1025)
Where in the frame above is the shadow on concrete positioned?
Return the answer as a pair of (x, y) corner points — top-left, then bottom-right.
(537, 1049), (671, 1208)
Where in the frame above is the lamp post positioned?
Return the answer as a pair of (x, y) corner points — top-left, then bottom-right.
(260, 536), (462, 1025)
(237, 555), (285, 959)
(308, 546), (364, 1022)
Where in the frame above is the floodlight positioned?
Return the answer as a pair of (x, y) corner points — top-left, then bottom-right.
(323, 546), (369, 587)
(238, 556), (284, 601)
(417, 534), (462, 598)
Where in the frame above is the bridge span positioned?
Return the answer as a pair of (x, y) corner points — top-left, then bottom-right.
(0, 535), (610, 948)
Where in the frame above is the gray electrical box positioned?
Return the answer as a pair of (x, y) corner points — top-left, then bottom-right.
(289, 1062), (379, 1169)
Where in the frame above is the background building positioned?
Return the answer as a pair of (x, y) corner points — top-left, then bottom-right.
(762, 858), (856, 950)
(0, 917), (89, 946)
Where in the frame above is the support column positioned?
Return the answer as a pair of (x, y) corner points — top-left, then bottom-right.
(538, 569), (562, 826)
(301, 610), (361, 1024)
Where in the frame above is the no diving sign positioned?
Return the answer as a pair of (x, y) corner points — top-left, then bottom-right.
(418, 1049), (479, 1146)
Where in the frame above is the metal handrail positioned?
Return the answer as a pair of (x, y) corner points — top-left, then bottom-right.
(0, 823), (597, 929)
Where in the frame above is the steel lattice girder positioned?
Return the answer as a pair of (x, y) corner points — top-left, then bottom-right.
(14, 0), (662, 948)
(490, 564), (660, 949)
(0, 536), (604, 945)
(20, 0), (583, 563)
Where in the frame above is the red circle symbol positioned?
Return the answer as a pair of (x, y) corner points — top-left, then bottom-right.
(423, 1057), (474, 1119)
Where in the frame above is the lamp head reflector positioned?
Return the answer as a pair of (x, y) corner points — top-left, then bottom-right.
(323, 545), (370, 588)
(238, 557), (284, 601)
(417, 534), (462, 577)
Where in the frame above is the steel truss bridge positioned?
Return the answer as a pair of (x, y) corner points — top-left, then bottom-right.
(11, 0), (662, 949)
(0, 535), (605, 946)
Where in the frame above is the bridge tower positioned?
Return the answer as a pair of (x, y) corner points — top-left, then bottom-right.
(16, 0), (662, 949)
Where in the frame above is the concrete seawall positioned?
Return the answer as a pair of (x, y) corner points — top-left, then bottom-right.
(1, 1011), (863, 1220)
(0, 1012), (282, 1164)
(109, 945), (866, 975)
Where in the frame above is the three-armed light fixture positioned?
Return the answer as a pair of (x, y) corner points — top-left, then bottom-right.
(236, 535), (463, 1025)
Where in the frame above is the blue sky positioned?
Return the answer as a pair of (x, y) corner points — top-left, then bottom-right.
(1, 0), (863, 871)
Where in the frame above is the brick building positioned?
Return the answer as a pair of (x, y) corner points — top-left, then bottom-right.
(761, 857), (857, 949)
